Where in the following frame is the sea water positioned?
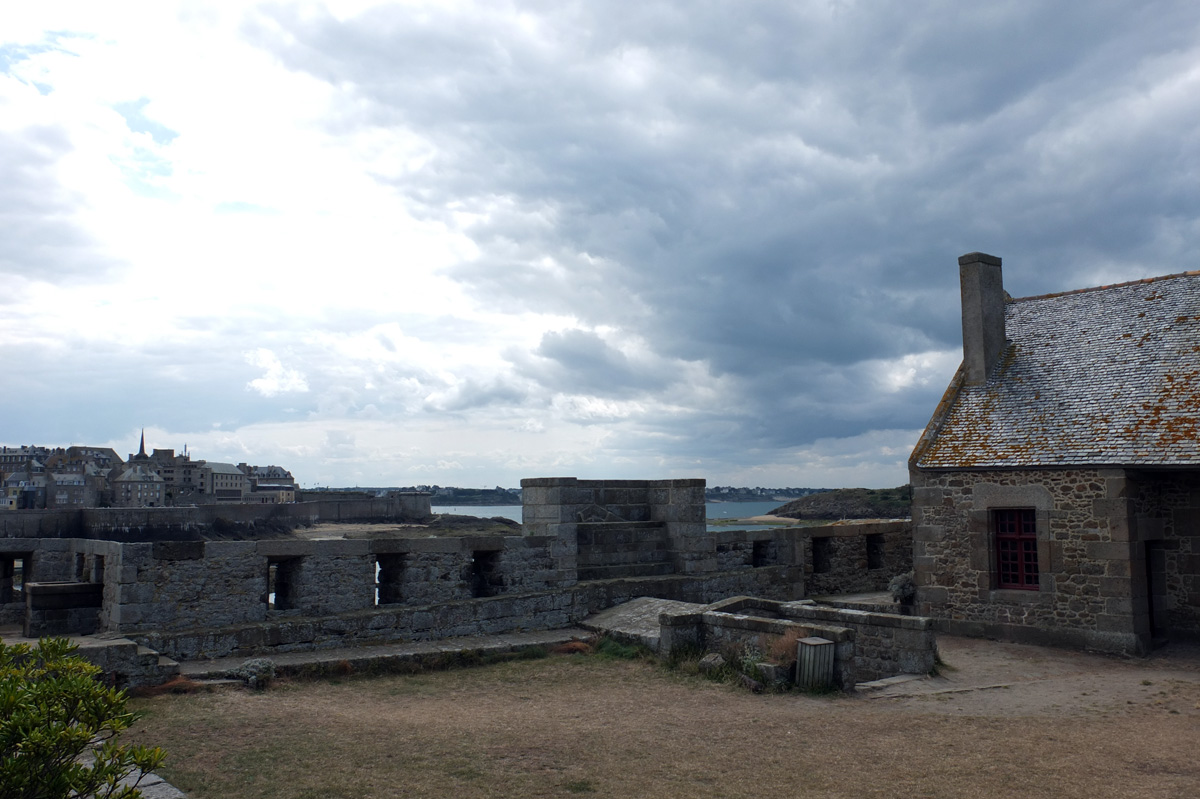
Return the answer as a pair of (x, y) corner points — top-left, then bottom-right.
(432, 500), (792, 531)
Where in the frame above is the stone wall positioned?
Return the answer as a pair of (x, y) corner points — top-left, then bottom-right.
(135, 565), (800, 661)
(26, 533), (572, 638)
(1, 482), (929, 666)
(1, 538), (75, 625)
(577, 522), (673, 580)
(910, 467), (1147, 654)
(522, 478), (708, 576)
(802, 521), (911, 596)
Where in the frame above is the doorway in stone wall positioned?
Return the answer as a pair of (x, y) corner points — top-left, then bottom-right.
(1145, 541), (1167, 645)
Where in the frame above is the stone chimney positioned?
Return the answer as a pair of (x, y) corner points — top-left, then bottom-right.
(958, 252), (1006, 385)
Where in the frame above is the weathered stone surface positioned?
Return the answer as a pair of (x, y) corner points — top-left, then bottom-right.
(910, 467), (1200, 654)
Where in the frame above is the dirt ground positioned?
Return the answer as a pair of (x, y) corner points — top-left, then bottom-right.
(873, 633), (1200, 715)
(128, 635), (1200, 799)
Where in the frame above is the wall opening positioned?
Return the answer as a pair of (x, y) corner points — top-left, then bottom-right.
(471, 550), (502, 598)
(812, 537), (832, 574)
(1, 554), (31, 604)
(267, 557), (301, 610)
(751, 540), (773, 568)
(92, 555), (105, 585)
(1145, 541), (1167, 641)
(866, 534), (885, 570)
(376, 554), (406, 605)
(75, 553), (86, 580)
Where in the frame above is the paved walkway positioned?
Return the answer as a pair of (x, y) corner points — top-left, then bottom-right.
(179, 628), (592, 680)
(577, 596), (704, 649)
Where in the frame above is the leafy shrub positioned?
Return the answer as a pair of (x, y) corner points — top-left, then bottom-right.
(889, 571), (917, 604)
(593, 637), (647, 660)
(0, 637), (166, 799)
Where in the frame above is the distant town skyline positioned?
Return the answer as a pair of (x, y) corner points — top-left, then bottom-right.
(4, 3), (1200, 489)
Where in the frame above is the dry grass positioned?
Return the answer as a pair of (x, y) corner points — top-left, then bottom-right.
(124, 650), (1200, 799)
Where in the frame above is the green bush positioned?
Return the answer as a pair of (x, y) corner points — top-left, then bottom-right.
(0, 637), (166, 799)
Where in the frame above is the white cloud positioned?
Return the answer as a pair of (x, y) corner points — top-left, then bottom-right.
(245, 349), (309, 397)
(5, 2), (1200, 489)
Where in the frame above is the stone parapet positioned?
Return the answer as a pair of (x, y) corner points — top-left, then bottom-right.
(133, 565), (800, 662)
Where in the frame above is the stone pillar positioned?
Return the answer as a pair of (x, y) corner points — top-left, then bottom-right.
(650, 479), (711, 574)
(520, 477), (581, 585)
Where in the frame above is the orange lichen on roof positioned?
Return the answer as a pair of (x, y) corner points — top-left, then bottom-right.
(916, 271), (1200, 469)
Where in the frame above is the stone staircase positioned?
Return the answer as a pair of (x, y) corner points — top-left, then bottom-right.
(0, 627), (180, 689)
(576, 521), (674, 581)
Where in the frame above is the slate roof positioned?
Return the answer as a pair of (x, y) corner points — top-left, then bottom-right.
(915, 271), (1200, 469)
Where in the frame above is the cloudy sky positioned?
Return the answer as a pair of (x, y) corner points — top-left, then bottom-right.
(3, 1), (1199, 490)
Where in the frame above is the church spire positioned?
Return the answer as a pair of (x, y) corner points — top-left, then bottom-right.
(137, 428), (147, 459)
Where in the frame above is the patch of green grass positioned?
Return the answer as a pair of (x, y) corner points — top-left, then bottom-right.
(593, 637), (648, 660)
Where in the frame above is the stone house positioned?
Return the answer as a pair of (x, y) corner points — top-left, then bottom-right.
(112, 463), (165, 508)
(909, 253), (1200, 655)
(201, 461), (249, 503)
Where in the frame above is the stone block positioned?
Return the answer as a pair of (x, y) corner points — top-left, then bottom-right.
(1105, 596), (1133, 615)
(1095, 613), (1134, 634)
(917, 586), (948, 605)
(313, 539), (371, 556)
(204, 541), (259, 558)
(152, 541), (204, 561)
(1097, 576), (1132, 598)
(913, 525), (944, 543)
(1086, 542), (1131, 561)
(256, 540), (310, 557)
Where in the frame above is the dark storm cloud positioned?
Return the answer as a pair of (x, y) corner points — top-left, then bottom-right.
(523, 328), (677, 395)
(243, 1), (1200, 471)
(423, 377), (530, 413)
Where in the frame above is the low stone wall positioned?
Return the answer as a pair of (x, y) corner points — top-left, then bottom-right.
(656, 596), (935, 690)
(659, 599), (858, 689)
(783, 600), (936, 680)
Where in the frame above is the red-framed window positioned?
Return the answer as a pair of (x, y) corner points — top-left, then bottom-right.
(995, 508), (1038, 590)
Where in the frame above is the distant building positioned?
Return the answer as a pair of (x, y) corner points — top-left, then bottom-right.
(0, 446), (50, 482)
(148, 448), (203, 504)
(240, 463), (296, 489)
(0, 433), (297, 509)
(202, 462), (248, 503)
(47, 468), (89, 508)
(112, 463), (165, 507)
(3, 468), (47, 510)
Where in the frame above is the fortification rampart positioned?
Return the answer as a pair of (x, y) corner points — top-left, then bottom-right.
(1, 478), (917, 683)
